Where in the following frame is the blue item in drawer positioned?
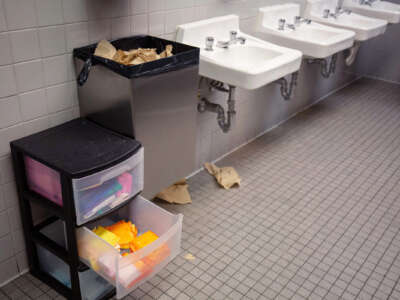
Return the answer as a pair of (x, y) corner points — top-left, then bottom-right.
(80, 179), (122, 218)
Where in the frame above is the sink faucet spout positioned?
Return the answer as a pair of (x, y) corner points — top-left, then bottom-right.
(216, 30), (246, 49)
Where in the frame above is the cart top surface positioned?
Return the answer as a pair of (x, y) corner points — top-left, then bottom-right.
(11, 118), (141, 177)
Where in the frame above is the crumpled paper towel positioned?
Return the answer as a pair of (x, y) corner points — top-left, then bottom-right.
(155, 179), (192, 204)
(94, 40), (173, 66)
(204, 163), (241, 189)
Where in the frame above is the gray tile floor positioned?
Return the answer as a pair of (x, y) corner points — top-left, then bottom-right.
(2, 77), (400, 299)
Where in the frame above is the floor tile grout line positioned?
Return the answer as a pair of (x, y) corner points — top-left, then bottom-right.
(170, 78), (400, 300)
(329, 169), (400, 298)
(271, 101), (400, 298)
(385, 248), (400, 300)
(196, 137), (362, 299)
(315, 117), (400, 297)
(367, 227), (400, 300)
(183, 79), (400, 298)
(256, 85), (400, 176)
(250, 146), (378, 298)
(354, 212), (400, 299)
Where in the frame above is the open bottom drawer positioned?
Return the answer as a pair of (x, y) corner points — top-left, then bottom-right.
(77, 196), (183, 299)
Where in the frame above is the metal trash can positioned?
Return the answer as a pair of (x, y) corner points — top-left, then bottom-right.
(74, 36), (199, 198)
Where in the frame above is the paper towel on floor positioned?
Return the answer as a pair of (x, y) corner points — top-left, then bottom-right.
(155, 179), (192, 204)
(204, 163), (241, 189)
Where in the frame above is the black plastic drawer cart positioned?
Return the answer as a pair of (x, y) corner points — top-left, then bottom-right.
(10, 118), (144, 299)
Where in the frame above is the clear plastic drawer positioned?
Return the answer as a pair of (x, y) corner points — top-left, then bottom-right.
(24, 147), (143, 226)
(73, 147), (144, 225)
(77, 196), (183, 299)
(36, 219), (114, 300)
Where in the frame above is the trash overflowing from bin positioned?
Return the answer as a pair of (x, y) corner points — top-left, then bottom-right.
(74, 34), (199, 87)
(94, 39), (174, 66)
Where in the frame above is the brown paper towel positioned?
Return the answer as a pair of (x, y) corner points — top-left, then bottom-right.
(155, 179), (192, 204)
(94, 40), (117, 60)
(204, 163), (241, 189)
(94, 40), (173, 66)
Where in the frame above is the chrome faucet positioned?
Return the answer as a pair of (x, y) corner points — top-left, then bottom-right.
(205, 36), (214, 51)
(323, 6), (351, 19)
(278, 18), (296, 31)
(359, 0), (377, 6)
(294, 16), (312, 27)
(216, 30), (246, 49)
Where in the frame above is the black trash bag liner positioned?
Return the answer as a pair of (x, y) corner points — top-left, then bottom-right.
(73, 35), (200, 86)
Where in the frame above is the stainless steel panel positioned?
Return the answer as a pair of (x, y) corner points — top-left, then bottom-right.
(75, 59), (199, 198)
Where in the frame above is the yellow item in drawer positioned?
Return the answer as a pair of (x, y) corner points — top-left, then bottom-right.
(105, 221), (138, 249)
(92, 226), (120, 248)
(130, 231), (159, 252)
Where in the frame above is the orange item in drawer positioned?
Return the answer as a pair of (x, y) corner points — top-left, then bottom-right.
(123, 244), (170, 289)
(105, 221), (137, 248)
(129, 231), (158, 252)
(144, 244), (170, 268)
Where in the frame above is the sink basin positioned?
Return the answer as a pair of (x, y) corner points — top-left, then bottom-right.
(255, 3), (355, 58)
(176, 15), (302, 90)
(343, 0), (400, 24)
(305, 0), (388, 41)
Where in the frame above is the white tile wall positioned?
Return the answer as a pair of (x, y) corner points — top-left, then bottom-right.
(38, 26), (67, 57)
(0, 0), (7, 32)
(2, 181), (18, 209)
(36, 0), (64, 27)
(0, 211), (10, 237)
(14, 60), (44, 93)
(9, 29), (41, 63)
(0, 0), (359, 286)
(0, 186), (5, 212)
(0, 33), (13, 65)
(0, 257), (18, 285)
(43, 55), (69, 86)
(0, 234), (14, 262)
(0, 96), (20, 128)
(3, 0), (37, 31)
(62, 0), (88, 23)
(19, 89), (48, 121)
(0, 65), (17, 98)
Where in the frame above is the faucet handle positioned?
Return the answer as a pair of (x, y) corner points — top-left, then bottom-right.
(238, 37), (246, 45)
(294, 16), (301, 26)
(205, 36), (214, 51)
(278, 18), (286, 30)
(323, 9), (330, 18)
(230, 30), (238, 41)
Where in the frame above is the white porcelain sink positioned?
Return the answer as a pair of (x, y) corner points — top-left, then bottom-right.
(255, 3), (355, 58)
(343, 0), (400, 24)
(176, 15), (302, 90)
(305, 0), (388, 41)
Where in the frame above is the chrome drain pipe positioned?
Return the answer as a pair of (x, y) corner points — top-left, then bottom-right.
(344, 41), (361, 66)
(274, 71), (299, 100)
(307, 53), (338, 78)
(198, 77), (236, 133)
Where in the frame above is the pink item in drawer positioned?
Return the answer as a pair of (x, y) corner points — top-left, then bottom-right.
(24, 156), (63, 206)
(116, 172), (133, 197)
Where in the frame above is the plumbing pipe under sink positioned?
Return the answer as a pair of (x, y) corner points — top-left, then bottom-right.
(274, 72), (299, 101)
(198, 77), (236, 133)
(344, 41), (361, 66)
